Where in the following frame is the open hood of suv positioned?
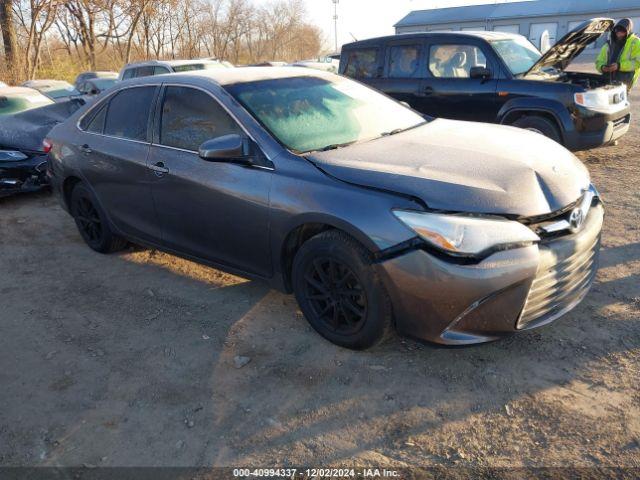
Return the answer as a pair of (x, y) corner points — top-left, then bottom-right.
(525, 18), (614, 76)
(307, 119), (590, 218)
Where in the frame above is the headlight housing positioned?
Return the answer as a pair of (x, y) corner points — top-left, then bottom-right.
(393, 210), (540, 259)
(574, 87), (627, 114)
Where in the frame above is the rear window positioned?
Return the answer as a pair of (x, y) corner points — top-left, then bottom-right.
(0, 93), (53, 116)
(103, 87), (156, 141)
(342, 49), (380, 79)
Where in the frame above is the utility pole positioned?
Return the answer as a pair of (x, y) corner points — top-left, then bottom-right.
(333, 0), (339, 53)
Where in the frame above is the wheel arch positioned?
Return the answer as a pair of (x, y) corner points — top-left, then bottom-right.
(497, 98), (572, 143)
(278, 215), (379, 293)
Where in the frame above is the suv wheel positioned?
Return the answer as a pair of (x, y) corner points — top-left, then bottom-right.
(513, 115), (561, 144)
(292, 230), (394, 350)
(70, 184), (127, 253)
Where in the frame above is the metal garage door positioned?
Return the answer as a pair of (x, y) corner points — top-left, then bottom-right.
(462, 26), (486, 31)
(530, 22), (558, 52)
(493, 24), (520, 34)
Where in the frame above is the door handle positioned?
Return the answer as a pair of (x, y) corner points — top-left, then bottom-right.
(80, 144), (92, 154)
(149, 161), (169, 175)
(422, 86), (434, 96)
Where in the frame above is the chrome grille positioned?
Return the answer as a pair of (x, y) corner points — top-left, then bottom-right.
(517, 233), (600, 330)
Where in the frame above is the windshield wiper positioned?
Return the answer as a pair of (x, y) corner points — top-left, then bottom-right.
(317, 140), (358, 152)
(380, 121), (429, 137)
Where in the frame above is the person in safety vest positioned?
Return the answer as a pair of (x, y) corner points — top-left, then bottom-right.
(596, 18), (640, 90)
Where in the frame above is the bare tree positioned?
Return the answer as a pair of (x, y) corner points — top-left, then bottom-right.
(0, 0), (20, 81)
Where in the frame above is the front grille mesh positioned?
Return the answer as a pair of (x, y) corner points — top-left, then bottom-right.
(517, 234), (600, 330)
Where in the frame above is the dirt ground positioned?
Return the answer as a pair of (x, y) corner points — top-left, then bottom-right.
(1, 78), (639, 473)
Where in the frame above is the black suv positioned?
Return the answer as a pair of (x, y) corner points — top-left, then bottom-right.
(340, 19), (630, 151)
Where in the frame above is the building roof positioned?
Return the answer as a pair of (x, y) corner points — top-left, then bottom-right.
(395, 0), (640, 28)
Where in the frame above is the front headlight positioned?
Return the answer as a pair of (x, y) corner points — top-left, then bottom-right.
(574, 88), (627, 113)
(393, 210), (540, 258)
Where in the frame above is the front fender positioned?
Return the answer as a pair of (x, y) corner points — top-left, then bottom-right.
(497, 97), (574, 135)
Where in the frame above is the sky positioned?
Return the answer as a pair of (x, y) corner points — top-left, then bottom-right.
(274, 0), (523, 51)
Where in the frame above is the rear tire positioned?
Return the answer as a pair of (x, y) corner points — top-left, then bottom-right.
(292, 230), (394, 350)
(513, 115), (562, 144)
(70, 184), (127, 253)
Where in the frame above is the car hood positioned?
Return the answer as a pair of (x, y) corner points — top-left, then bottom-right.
(307, 119), (590, 218)
(526, 18), (614, 75)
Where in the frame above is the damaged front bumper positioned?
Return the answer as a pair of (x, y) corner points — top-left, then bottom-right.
(376, 202), (604, 345)
(0, 151), (49, 198)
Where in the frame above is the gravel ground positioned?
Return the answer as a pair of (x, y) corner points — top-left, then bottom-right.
(1, 75), (638, 472)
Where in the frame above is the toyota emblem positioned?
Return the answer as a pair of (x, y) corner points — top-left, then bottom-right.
(569, 208), (585, 232)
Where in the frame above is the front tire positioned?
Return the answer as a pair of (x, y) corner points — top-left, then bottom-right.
(292, 230), (394, 350)
(512, 115), (562, 144)
(70, 183), (127, 253)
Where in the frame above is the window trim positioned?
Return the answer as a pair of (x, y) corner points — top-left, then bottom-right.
(76, 84), (161, 145)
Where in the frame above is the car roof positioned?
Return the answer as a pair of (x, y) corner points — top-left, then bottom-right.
(0, 86), (48, 97)
(122, 59), (224, 69)
(126, 66), (335, 87)
(342, 31), (519, 48)
(23, 79), (72, 87)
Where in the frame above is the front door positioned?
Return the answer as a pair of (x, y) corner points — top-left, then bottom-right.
(422, 41), (499, 122)
(148, 85), (272, 277)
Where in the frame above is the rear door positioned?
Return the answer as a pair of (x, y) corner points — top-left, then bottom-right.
(340, 46), (384, 91)
(421, 39), (499, 121)
(374, 40), (427, 111)
(147, 85), (273, 276)
(78, 85), (161, 242)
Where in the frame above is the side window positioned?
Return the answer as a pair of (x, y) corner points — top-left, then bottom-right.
(86, 105), (107, 134)
(388, 45), (421, 78)
(428, 44), (487, 78)
(135, 66), (154, 78)
(122, 68), (135, 80)
(79, 103), (107, 133)
(343, 48), (379, 79)
(153, 66), (170, 75)
(104, 87), (156, 141)
(159, 86), (242, 152)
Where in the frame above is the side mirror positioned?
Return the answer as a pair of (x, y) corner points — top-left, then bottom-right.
(470, 66), (492, 80)
(90, 88), (99, 95)
(198, 134), (252, 165)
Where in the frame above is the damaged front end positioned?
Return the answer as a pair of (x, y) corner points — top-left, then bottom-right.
(0, 149), (49, 198)
(0, 99), (84, 198)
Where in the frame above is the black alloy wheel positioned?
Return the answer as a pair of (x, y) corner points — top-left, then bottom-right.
(292, 230), (394, 350)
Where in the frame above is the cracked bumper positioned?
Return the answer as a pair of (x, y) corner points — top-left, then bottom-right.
(377, 204), (604, 345)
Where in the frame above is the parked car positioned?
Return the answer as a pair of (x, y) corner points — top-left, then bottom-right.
(119, 59), (230, 80)
(21, 80), (81, 103)
(0, 86), (53, 116)
(340, 19), (630, 151)
(0, 99), (84, 197)
(47, 67), (603, 349)
(77, 77), (119, 98)
(293, 57), (340, 73)
(74, 71), (118, 90)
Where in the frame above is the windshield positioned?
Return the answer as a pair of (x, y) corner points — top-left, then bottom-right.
(225, 75), (426, 153)
(92, 78), (118, 91)
(491, 37), (542, 76)
(40, 83), (80, 99)
(0, 94), (53, 115)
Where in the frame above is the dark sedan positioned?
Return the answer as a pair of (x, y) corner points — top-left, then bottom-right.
(46, 68), (603, 349)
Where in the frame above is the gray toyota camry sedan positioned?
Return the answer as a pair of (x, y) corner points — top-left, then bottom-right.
(46, 67), (603, 349)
